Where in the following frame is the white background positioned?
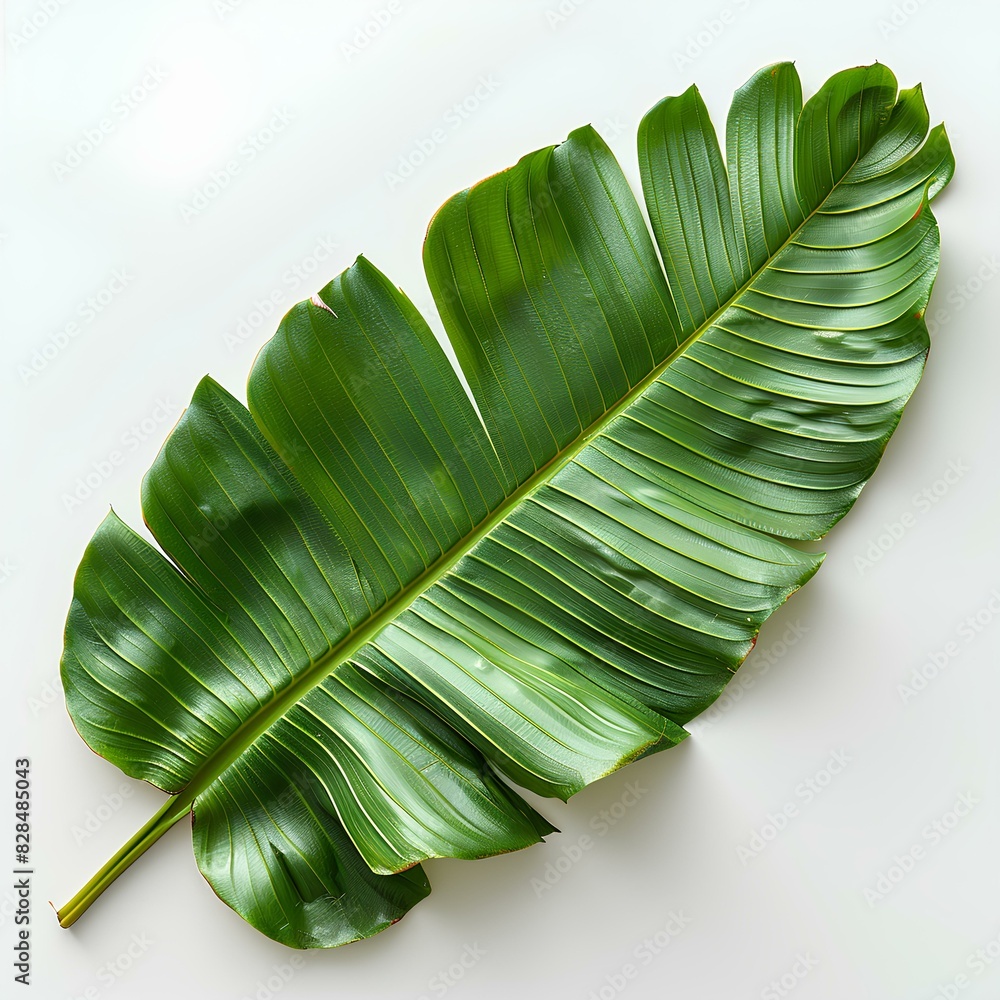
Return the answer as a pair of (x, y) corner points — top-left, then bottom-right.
(2, 1), (998, 997)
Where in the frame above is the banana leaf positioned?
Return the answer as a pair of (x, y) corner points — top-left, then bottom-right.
(56, 61), (953, 948)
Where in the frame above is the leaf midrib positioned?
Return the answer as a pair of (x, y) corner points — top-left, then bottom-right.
(166, 146), (871, 819)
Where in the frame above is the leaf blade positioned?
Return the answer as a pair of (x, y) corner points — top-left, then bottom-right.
(59, 61), (954, 948)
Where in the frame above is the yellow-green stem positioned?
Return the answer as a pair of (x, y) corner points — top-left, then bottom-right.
(57, 794), (192, 928)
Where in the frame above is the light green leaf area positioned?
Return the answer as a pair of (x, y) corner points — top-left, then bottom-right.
(58, 62), (953, 948)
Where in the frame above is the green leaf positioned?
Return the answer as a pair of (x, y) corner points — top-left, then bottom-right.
(56, 62), (953, 948)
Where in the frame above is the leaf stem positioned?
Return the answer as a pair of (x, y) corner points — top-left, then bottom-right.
(56, 793), (193, 928)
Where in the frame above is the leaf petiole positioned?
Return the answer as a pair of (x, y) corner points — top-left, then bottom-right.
(56, 794), (193, 928)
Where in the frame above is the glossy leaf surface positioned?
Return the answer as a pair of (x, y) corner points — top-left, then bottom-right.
(58, 62), (953, 948)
